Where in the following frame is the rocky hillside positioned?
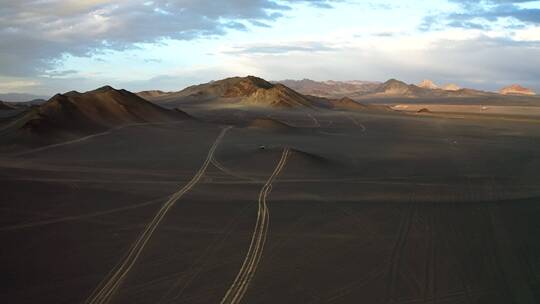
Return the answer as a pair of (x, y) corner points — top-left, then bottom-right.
(144, 76), (318, 108)
(499, 85), (536, 96)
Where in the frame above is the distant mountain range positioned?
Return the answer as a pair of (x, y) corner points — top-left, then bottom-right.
(137, 76), (540, 112)
(275, 79), (381, 99)
(0, 93), (48, 103)
(276, 78), (500, 99)
(274, 78), (537, 99)
(2, 75), (538, 144)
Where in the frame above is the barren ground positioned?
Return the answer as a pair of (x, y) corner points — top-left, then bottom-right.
(1, 106), (540, 303)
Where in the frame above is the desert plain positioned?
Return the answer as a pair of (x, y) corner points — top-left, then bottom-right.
(1, 77), (540, 304)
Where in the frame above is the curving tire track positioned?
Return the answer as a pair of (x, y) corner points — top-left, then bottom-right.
(84, 126), (232, 304)
(307, 113), (321, 127)
(220, 148), (290, 304)
(346, 115), (366, 132)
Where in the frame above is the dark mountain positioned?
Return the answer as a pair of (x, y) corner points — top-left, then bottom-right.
(22, 86), (190, 136)
(0, 100), (16, 110)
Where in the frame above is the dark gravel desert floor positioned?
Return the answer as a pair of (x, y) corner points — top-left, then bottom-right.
(1, 107), (540, 303)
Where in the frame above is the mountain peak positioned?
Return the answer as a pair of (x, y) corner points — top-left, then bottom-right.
(90, 85), (117, 93)
(418, 79), (439, 90)
(443, 83), (460, 91)
(384, 78), (405, 85)
(222, 76), (274, 97)
(499, 84), (536, 96)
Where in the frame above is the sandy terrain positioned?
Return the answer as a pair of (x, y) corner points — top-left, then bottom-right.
(392, 104), (540, 119)
(1, 97), (540, 303)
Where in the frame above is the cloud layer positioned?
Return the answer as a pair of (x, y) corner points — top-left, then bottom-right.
(1, 0), (540, 94)
(423, 0), (540, 30)
(0, 0), (336, 77)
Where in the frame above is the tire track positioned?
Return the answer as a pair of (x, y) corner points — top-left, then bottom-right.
(307, 113), (321, 127)
(420, 203), (439, 304)
(386, 202), (415, 303)
(84, 126), (232, 304)
(0, 195), (170, 232)
(158, 203), (253, 304)
(346, 115), (366, 132)
(15, 121), (184, 156)
(220, 148), (290, 304)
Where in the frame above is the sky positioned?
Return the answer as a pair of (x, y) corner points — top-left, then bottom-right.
(1, 0), (540, 96)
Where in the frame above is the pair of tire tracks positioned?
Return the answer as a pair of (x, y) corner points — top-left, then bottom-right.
(386, 201), (416, 303)
(157, 203), (253, 304)
(220, 148), (291, 304)
(84, 126), (232, 304)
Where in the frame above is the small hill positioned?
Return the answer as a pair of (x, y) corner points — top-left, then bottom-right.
(331, 97), (367, 110)
(0, 100), (15, 110)
(137, 90), (171, 99)
(248, 117), (293, 131)
(374, 79), (423, 97)
(499, 84), (536, 96)
(418, 80), (439, 90)
(22, 86), (189, 136)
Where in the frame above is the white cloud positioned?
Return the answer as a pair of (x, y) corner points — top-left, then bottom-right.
(2, 0), (540, 94)
(513, 25), (540, 40)
(0, 78), (41, 92)
(214, 32), (540, 91)
(0, 0), (337, 77)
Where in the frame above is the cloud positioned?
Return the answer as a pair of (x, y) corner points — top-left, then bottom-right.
(0, 0), (336, 77)
(215, 34), (540, 92)
(42, 69), (79, 77)
(5, 33), (540, 95)
(223, 41), (337, 55)
(422, 0), (540, 31)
